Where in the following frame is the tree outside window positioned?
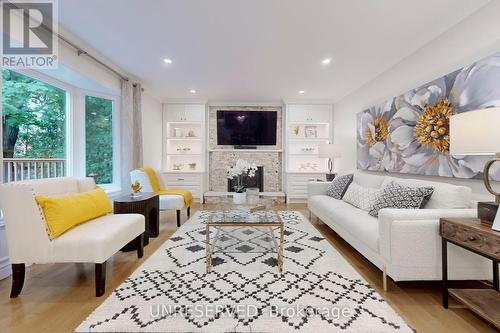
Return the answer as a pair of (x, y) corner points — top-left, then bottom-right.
(85, 96), (113, 184)
(2, 69), (66, 159)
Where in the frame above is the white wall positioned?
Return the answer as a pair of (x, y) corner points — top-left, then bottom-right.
(333, 1), (500, 201)
(141, 92), (163, 170)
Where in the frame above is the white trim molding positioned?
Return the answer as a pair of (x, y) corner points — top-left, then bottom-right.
(208, 101), (282, 107)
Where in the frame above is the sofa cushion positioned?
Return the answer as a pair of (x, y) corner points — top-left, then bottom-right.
(342, 182), (381, 211)
(159, 194), (184, 210)
(326, 174), (353, 199)
(50, 213), (144, 263)
(332, 207), (379, 252)
(368, 182), (434, 217)
(381, 176), (472, 209)
(308, 195), (379, 252)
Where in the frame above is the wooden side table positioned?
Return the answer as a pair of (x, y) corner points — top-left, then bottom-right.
(114, 193), (160, 250)
(440, 218), (500, 329)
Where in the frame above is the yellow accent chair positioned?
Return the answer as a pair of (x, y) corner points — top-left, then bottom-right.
(130, 168), (192, 227)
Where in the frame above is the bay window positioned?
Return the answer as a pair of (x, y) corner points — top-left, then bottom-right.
(1, 69), (120, 191)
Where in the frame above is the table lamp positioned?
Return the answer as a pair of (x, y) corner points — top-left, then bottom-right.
(450, 108), (500, 226)
(318, 144), (341, 181)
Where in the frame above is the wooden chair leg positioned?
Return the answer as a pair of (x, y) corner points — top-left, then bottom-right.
(187, 206), (191, 217)
(95, 262), (106, 297)
(136, 234), (144, 258)
(383, 266), (388, 292)
(176, 210), (181, 227)
(10, 263), (25, 298)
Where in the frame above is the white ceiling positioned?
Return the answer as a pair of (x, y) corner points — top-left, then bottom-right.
(57, 0), (490, 102)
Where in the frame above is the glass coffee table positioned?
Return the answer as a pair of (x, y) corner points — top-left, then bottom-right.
(204, 198), (284, 273)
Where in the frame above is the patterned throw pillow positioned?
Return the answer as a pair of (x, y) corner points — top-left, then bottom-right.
(342, 182), (381, 211)
(326, 174), (353, 199)
(368, 182), (434, 217)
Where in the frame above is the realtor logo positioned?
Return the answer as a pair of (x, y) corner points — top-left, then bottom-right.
(1, 0), (58, 68)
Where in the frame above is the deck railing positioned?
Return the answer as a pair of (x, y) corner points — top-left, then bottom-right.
(3, 158), (66, 182)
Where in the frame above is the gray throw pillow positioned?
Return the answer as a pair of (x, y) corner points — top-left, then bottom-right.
(368, 181), (434, 217)
(326, 174), (354, 199)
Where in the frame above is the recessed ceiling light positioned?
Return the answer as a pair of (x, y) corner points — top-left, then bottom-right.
(163, 58), (172, 64)
(299, 90), (305, 94)
(189, 89), (197, 94)
(321, 58), (332, 65)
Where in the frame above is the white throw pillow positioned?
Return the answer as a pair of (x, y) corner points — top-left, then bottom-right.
(342, 182), (381, 211)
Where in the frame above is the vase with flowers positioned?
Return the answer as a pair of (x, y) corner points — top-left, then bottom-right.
(226, 159), (258, 204)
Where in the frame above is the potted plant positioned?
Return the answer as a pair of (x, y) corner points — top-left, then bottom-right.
(226, 159), (258, 204)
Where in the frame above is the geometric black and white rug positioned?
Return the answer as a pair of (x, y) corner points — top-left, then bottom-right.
(76, 211), (414, 332)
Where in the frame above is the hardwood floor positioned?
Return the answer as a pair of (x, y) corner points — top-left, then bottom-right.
(0, 203), (497, 333)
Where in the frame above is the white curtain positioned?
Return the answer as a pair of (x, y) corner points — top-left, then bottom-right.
(120, 80), (143, 191)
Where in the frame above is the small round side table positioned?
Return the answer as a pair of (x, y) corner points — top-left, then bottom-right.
(114, 193), (159, 251)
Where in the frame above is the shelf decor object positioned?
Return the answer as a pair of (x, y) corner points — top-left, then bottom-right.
(450, 107), (500, 227)
(130, 180), (142, 198)
(305, 125), (317, 138)
(318, 144), (341, 181)
(162, 102), (206, 202)
(285, 103), (332, 202)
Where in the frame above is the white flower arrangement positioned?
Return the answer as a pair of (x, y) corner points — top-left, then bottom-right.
(226, 159), (258, 193)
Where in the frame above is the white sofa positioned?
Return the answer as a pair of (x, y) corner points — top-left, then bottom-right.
(307, 172), (492, 289)
(0, 177), (145, 297)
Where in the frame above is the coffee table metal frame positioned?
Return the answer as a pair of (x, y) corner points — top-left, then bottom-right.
(205, 212), (284, 273)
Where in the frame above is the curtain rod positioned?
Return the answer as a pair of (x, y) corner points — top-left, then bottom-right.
(56, 32), (130, 82)
(6, 1), (130, 82)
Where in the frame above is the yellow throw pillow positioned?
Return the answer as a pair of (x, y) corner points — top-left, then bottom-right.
(35, 187), (112, 239)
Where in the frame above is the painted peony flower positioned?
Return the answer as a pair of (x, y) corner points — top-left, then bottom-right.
(357, 100), (397, 171)
(386, 70), (500, 180)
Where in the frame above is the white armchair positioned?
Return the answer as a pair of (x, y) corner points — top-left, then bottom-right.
(130, 169), (190, 227)
(0, 177), (145, 297)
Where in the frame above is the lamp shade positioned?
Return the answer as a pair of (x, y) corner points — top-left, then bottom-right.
(449, 108), (500, 155)
(318, 144), (342, 158)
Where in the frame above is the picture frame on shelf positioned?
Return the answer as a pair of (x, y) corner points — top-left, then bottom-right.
(305, 126), (317, 138)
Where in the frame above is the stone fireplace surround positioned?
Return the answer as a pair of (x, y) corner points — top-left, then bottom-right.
(208, 105), (283, 193)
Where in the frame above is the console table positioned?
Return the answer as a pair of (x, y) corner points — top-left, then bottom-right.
(114, 193), (160, 250)
(440, 218), (500, 329)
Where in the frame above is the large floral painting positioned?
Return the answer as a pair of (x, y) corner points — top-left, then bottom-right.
(357, 51), (500, 180)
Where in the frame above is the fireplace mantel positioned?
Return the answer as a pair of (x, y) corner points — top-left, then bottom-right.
(207, 105), (283, 192)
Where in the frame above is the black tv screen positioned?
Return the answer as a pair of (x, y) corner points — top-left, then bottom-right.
(217, 110), (277, 146)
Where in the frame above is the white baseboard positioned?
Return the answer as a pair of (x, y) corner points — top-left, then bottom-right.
(0, 256), (11, 280)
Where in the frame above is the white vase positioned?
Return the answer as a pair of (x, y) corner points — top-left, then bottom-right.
(233, 192), (247, 204)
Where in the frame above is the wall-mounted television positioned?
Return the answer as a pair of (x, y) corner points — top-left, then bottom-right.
(216, 110), (277, 146)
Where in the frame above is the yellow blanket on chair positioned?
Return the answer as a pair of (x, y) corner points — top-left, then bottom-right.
(140, 167), (193, 207)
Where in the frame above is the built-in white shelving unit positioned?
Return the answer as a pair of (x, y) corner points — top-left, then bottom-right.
(162, 102), (207, 202)
(284, 103), (333, 202)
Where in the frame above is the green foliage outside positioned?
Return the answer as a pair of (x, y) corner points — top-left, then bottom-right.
(85, 96), (113, 184)
(2, 69), (114, 184)
(2, 69), (66, 159)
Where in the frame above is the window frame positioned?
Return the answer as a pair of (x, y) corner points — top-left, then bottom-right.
(81, 90), (121, 192)
(1, 68), (73, 177)
(1, 69), (121, 192)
